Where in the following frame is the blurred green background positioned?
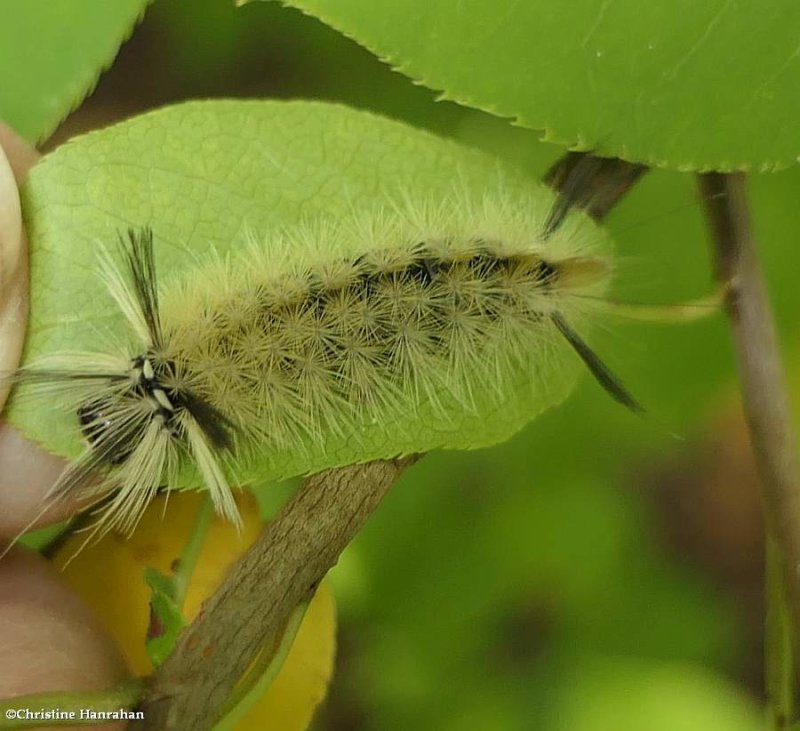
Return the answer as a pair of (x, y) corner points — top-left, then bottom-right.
(37, 0), (800, 728)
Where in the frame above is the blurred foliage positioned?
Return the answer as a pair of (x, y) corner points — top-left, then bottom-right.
(24, 0), (800, 728)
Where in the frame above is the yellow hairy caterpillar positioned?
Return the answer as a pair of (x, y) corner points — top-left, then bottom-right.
(10, 186), (641, 534)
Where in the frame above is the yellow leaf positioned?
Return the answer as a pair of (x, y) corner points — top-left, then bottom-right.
(53, 491), (336, 731)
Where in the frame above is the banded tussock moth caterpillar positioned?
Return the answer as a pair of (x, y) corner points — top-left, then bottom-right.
(6, 174), (672, 536)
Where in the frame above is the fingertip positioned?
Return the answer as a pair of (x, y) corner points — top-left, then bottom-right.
(0, 125), (30, 412)
(0, 547), (129, 730)
(0, 124), (55, 533)
(0, 423), (76, 537)
(0, 122), (39, 183)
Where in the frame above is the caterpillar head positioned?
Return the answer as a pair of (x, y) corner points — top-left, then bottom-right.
(76, 355), (187, 465)
(67, 345), (240, 533)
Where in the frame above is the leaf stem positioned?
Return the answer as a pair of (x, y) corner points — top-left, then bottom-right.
(699, 172), (800, 726)
(767, 535), (795, 729)
(173, 493), (215, 610)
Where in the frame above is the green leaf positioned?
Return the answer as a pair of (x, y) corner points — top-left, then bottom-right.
(13, 99), (605, 489)
(0, 0), (151, 142)
(144, 567), (185, 667)
(267, 0), (800, 172)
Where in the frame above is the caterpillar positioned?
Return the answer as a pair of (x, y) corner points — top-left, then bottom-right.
(7, 184), (641, 535)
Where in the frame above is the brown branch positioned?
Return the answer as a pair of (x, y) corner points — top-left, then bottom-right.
(140, 456), (417, 730)
(137, 151), (647, 729)
(699, 173), (800, 672)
